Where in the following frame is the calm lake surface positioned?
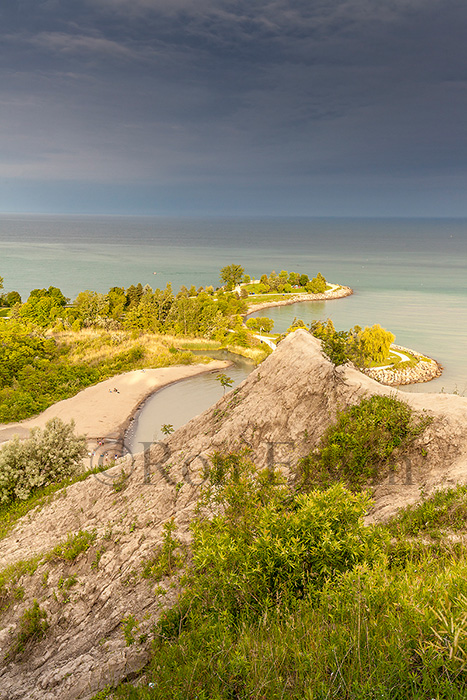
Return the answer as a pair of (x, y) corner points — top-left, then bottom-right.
(125, 352), (253, 454)
(1, 214), (466, 397)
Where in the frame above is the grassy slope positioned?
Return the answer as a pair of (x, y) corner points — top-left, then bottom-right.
(92, 490), (467, 700)
(2, 380), (461, 699)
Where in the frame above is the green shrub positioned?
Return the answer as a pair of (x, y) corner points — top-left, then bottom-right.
(5, 600), (48, 661)
(141, 519), (186, 582)
(153, 452), (385, 638)
(298, 395), (431, 491)
(0, 418), (87, 506)
(46, 529), (96, 562)
(0, 322), (197, 422)
(190, 483), (382, 621)
(99, 449), (467, 700)
(121, 614), (139, 646)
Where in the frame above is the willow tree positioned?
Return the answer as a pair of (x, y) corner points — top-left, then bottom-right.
(358, 324), (395, 365)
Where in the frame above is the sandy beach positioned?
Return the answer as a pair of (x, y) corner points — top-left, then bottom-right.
(0, 360), (230, 447)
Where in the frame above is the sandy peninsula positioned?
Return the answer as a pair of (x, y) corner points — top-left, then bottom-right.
(0, 360), (230, 447)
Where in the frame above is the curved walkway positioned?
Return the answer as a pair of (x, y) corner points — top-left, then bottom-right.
(253, 334), (276, 350)
(376, 347), (412, 370)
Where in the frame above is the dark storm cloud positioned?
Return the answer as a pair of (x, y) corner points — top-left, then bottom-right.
(0, 0), (466, 213)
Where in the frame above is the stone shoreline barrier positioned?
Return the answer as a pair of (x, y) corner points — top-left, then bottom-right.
(245, 289), (442, 388)
(245, 285), (353, 316)
(362, 344), (443, 386)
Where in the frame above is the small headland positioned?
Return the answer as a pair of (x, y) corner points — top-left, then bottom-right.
(362, 343), (442, 386)
(245, 283), (353, 316)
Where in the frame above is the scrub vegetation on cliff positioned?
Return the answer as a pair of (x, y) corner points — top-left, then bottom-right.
(85, 394), (467, 700)
(0, 330), (465, 698)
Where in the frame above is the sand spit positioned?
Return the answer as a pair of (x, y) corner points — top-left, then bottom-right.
(0, 360), (230, 448)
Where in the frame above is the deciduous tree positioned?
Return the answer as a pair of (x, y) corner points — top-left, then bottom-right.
(220, 264), (245, 291)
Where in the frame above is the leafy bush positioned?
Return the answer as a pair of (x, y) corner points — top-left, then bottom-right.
(98, 440), (467, 700)
(153, 452), (384, 635)
(141, 519), (186, 582)
(298, 395), (431, 491)
(5, 600), (48, 661)
(191, 483), (382, 619)
(0, 418), (87, 505)
(46, 529), (97, 562)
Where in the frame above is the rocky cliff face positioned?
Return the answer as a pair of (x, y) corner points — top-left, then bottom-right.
(1, 330), (467, 699)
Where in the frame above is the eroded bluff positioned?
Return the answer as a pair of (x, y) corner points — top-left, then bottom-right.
(1, 330), (467, 699)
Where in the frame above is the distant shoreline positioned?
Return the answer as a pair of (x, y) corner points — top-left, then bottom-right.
(245, 284), (353, 316)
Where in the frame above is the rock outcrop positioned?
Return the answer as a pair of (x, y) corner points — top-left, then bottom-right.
(1, 329), (467, 699)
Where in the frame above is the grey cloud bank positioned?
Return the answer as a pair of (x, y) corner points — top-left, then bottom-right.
(0, 0), (466, 215)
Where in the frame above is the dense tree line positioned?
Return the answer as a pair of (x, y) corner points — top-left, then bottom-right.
(219, 265), (328, 295)
(5, 282), (247, 341)
(0, 269), (259, 421)
(1, 264), (326, 335)
(250, 269), (327, 294)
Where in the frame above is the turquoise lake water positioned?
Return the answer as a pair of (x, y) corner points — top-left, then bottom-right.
(1, 214), (466, 395)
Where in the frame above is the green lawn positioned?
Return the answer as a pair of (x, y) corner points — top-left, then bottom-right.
(370, 350), (420, 370)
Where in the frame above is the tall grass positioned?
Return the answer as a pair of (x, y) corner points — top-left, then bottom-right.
(102, 516), (467, 700)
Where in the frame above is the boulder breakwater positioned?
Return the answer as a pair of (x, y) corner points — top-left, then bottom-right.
(363, 344), (442, 386)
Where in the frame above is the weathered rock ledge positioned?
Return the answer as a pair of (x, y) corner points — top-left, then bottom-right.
(0, 330), (465, 700)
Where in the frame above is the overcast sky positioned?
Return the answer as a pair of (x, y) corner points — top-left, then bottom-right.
(1, 0), (466, 216)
